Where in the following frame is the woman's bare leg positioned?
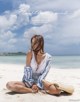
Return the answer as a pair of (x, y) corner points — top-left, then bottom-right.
(42, 80), (61, 95)
(6, 81), (33, 93)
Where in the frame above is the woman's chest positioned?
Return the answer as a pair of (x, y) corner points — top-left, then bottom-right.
(30, 55), (46, 73)
(35, 55), (45, 65)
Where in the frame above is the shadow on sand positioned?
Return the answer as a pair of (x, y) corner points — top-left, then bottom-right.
(5, 91), (25, 95)
(5, 91), (72, 97)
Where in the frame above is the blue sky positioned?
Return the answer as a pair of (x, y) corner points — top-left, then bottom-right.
(0, 0), (80, 55)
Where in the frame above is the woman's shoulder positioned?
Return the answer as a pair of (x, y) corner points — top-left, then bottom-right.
(46, 52), (52, 57)
(45, 52), (52, 60)
(26, 50), (33, 58)
(26, 50), (33, 54)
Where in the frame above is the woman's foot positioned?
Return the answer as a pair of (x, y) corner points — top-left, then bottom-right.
(45, 84), (62, 95)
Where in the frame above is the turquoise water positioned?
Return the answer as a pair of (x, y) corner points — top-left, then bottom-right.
(0, 55), (80, 68)
(0, 56), (26, 65)
(52, 56), (80, 68)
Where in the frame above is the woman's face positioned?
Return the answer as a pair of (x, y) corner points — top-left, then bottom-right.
(31, 38), (39, 51)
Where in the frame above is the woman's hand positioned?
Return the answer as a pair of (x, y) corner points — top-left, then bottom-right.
(32, 84), (39, 93)
(26, 51), (32, 66)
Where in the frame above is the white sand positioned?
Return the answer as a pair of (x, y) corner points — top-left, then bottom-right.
(0, 63), (80, 102)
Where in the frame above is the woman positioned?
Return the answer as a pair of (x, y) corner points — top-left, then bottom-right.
(6, 34), (62, 95)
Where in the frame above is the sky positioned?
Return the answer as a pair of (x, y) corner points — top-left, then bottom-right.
(0, 0), (80, 55)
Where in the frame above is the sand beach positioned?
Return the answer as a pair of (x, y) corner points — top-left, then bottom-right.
(0, 63), (80, 102)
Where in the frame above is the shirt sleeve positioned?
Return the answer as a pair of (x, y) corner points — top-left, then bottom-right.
(22, 66), (34, 87)
(36, 56), (52, 89)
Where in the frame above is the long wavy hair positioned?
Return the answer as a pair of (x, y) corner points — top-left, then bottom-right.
(31, 34), (44, 54)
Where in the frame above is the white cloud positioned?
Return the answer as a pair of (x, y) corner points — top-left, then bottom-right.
(24, 11), (58, 46)
(0, 13), (17, 52)
(12, 3), (31, 29)
(0, 3), (32, 52)
(0, 3), (31, 31)
(13, 0), (80, 12)
(54, 10), (80, 46)
(0, 14), (17, 30)
(31, 11), (58, 25)
(24, 24), (53, 39)
(8, 38), (17, 44)
(69, 9), (80, 18)
(0, 31), (15, 40)
(0, 30), (17, 52)
(0, 30), (27, 52)
(19, 4), (30, 14)
(9, 14), (17, 25)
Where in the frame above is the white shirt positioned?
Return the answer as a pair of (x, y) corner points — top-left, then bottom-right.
(31, 51), (52, 74)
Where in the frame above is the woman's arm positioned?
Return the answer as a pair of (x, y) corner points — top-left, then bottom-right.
(22, 50), (33, 87)
(26, 50), (32, 67)
(22, 66), (34, 87)
(36, 56), (52, 89)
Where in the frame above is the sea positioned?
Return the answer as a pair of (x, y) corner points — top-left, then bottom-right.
(0, 55), (80, 69)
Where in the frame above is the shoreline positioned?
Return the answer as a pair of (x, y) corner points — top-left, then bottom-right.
(0, 63), (80, 102)
(0, 63), (80, 69)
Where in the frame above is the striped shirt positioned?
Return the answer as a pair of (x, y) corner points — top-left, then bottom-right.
(22, 51), (52, 89)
